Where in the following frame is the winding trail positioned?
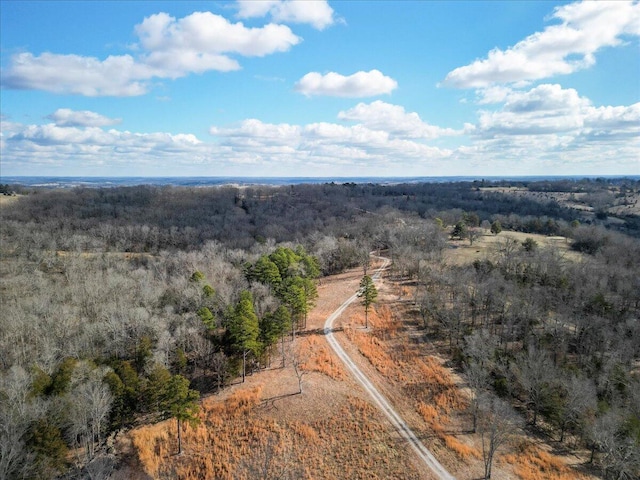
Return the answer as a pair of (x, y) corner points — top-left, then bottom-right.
(323, 256), (456, 480)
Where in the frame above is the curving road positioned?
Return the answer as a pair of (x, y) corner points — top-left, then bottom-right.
(323, 256), (456, 480)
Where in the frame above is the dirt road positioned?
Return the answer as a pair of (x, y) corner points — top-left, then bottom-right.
(323, 256), (456, 480)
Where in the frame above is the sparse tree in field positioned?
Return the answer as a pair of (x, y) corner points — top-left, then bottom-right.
(290, 342), (311, 395)
(467, 227), (481, 246)
(358, 275), (378, 329)
(490, 220), (502, 235)
(260, 306), (291, 368)
(210, 351), (230, 392)
(280, 276), (317, 332)
(356, 240), (371, 275)
(451, 221), (467, 240)
(162, 374), (199, 455)
(478, 394), (522, 479)
(522, 237), (538, 252)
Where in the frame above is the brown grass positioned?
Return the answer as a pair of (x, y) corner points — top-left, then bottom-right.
(347, 303), (478, 467)
(443, 435), (481, 460)
(503, 441), (591, 480)
(344, 319), (407, 382)
(130, 386), (422, 480)
(444, 230), (578, 265)
(300, 336), (346, 380)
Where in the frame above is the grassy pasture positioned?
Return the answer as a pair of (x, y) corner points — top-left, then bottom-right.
(444, 230), (580, 265)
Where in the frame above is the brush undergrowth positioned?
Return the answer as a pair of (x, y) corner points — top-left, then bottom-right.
(131, 387), (421, 479)
(503, 441), (591, 480)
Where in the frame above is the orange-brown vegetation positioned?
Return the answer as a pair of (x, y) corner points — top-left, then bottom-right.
(347, 305), (481, 464)
(299, 335), (346, 380)
(503, 441), (591, 480)
(130, 385), (422, 480)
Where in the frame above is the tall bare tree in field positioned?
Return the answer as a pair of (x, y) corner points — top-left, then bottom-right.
(478, 394), (522, 479)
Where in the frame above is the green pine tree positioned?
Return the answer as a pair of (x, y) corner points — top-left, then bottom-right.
(358, 275), (378, 329)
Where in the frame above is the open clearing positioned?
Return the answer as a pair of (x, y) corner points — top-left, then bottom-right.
(444, 229), (580, 265)
(125, 243), (596, 480)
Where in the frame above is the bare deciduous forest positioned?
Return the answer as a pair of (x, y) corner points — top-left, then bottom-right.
(1, 178), (639, 479)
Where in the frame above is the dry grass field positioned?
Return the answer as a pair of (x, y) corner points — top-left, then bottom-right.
(480, 186), (640, 217)
(444, 229), (580, 265)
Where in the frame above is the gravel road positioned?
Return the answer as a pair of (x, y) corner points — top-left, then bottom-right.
(323, 256), (456, 480)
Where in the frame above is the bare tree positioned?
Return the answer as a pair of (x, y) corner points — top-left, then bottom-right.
(67, 376), (113, 463)
(477, 394), (523, 479)
(0, 366), (39, 480)
(210, 351), (230, 392)
(289, 342), (311, 395)
(588, 409), (640, 479)
(467, 227), (482, 246)
(464, 360), (491, 433)
(515, 346), (555, 427)
(555, 374), (597, 443)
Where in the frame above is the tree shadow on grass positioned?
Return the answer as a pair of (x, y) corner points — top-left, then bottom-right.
(260, 392), (300, 412)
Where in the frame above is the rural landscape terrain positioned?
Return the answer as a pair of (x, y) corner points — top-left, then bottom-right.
(1, 178), (639, 480)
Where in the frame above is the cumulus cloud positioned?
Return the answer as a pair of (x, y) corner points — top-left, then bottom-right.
(4, 90), (638, 176)
(295, 70), (397, 97)
(2, 11), (300, 96)
(338, 101), (461, 138)
(2, 53), (152, 97)
(476, 84), (640, 139)
(444, 0), (640, 88)
(236, 0), (335, 30)
(207, 103), (454, 174)
(46, 108), (121, 127)
(443, 83), (640, 175)
(1, 117), (209, 175)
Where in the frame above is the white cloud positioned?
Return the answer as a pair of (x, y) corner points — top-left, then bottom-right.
(210, 119), (301, 147)
(2, 11), (301, 96)
(1, 119), (209, 174)
(338, 101), (460, 139)
(136, 12), (300, 60)
(444, 0), (640, 88)
(2, 53), (152, 97)
(46, 108), (121, 127)
(236, 0), (335, 30)
(441, 83), (640, 175)
(295, 70), (397, 97)
(208, 108), (452, 173)
(3, 90), (638, 176)
(475, 86), (514, 105)
(476, 84), (640, 138)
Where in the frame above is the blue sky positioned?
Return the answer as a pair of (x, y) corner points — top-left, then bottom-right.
(1, 0), (638, 177)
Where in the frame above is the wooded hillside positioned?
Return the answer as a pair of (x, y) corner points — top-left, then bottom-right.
(1, 178), (638, 479)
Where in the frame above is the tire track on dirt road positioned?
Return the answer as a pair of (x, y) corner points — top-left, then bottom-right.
(323, 256), (455, 480)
